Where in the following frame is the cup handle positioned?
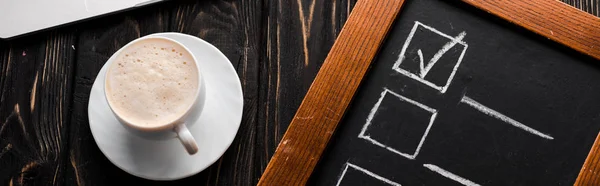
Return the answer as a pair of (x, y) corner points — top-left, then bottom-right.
(174, 124), (198, 155)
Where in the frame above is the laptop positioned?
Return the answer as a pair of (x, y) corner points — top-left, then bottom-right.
(0, 0), (164, 39)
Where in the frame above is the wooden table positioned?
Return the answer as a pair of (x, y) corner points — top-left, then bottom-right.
(0, 0), (597, 185)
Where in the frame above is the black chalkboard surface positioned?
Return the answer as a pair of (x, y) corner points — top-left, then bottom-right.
(309, 0), (600, 185)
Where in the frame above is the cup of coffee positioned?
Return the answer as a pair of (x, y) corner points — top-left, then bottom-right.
(104, 36), (205, 155)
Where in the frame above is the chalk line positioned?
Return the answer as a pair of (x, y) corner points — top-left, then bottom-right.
(441, 44), (468, 93)
(418, 49), (425, 77)
(423, 164), (481, 186)
(393, 21), (468, 93)
(385, 88), (436, 113)
(393, 20), (422, 71)
(393, 68), (444, 91)
(359, 88), (437, 159)
(460, 96), (554, 140)
(420, 31), (467, 78)
(336, 162), (402, 186)
(415, 22), (468, 45)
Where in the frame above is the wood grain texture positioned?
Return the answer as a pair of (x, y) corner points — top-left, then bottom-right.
(259, 0), (356, 176)
(562, 0), (600, 16)
(0, 0), (597, 185)
(167, 1), (264, 185)
(461, 0), (600, 61)
(0, 30), (76, 186)
(65, 0), (268, 185)
(577, 132), (600, 185)
(50, 0), (354, 185)
(257, 0), (405, 185)
(559, 1), (600, 185)
(65, 4), (173, 185)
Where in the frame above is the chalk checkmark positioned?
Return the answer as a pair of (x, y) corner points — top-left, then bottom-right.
(417, 31), (467, 78)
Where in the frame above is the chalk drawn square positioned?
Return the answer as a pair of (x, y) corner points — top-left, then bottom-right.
(393, 21), (468, 93)
(336, 162), (401, 186)
(359, 88), (437, 160)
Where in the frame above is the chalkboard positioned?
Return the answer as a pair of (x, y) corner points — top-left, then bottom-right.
(257, 0), (600, 185)
(306, 0), (600, 185)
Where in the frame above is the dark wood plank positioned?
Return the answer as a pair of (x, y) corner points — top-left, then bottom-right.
(0, 40), (7, 106)
(461, 0), (600, 61)
(0, 30), (76, 186)
(168, 0), (264, 185)
(562, 0), (600, 16)
(258, 0), (356, 178)
(258, 0), (405, 185)
(64, 0), (266, 185)
(64, 3), (175, 185)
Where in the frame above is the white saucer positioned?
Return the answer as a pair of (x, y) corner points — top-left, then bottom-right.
(88, 33), (243, 180)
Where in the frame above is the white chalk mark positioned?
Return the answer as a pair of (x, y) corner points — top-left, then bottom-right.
(336, 162), (402, 186)
(414, 22), (467, 45)
(423, 164), (481, 186)
(418, 49), (425, 77)
(442, 44), (468, 93)
(460, 96), (554, 140)
(421, 31), (466, 78)
(359, 88), (437, 159)
(393, 21), (468, 93)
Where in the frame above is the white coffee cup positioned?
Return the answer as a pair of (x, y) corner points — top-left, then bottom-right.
(103, 35), (206, 155)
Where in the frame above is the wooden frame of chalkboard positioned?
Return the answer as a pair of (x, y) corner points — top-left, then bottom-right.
(258, 0), (600, 185)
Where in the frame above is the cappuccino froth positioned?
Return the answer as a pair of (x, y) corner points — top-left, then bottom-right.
(106, 38), (199, 128)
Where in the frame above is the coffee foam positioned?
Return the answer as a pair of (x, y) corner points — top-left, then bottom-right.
(106, 38), (199, 128)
